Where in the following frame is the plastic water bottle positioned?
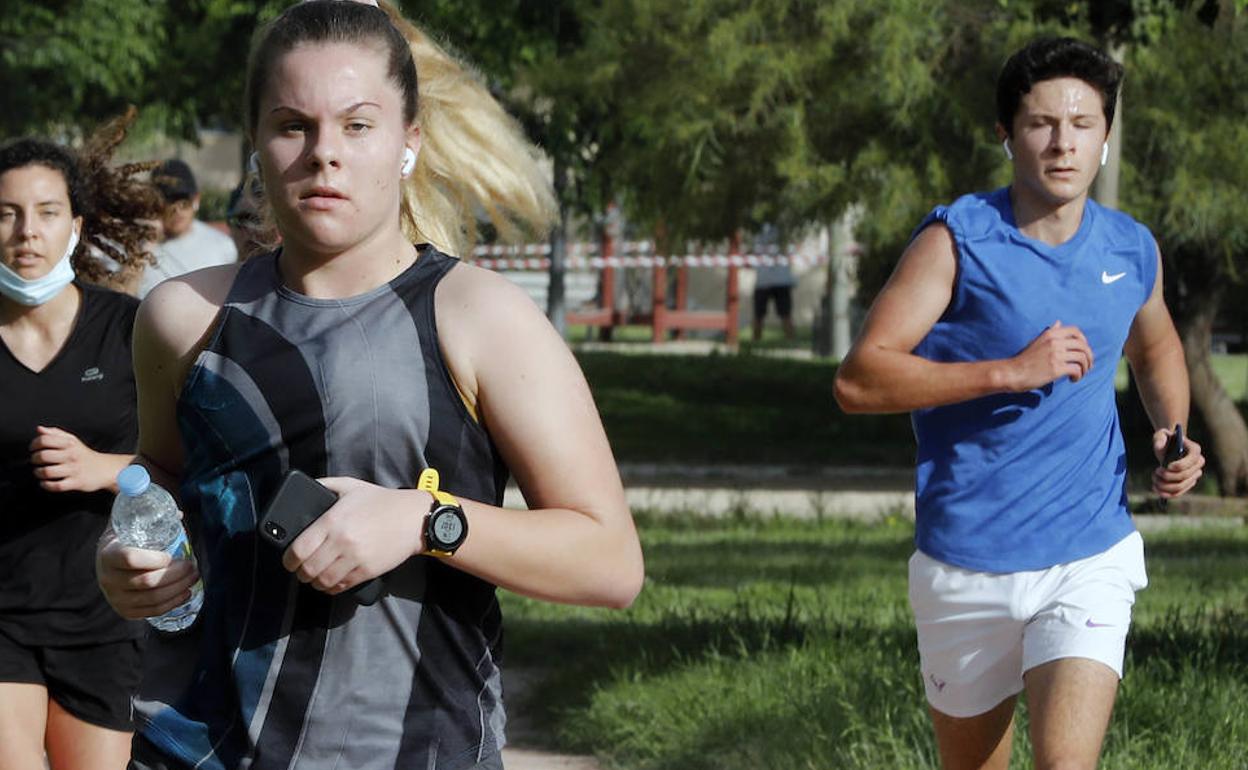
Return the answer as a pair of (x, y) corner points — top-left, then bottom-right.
(111, 465), (203, 632)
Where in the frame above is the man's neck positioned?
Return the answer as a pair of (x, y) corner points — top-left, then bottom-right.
(1009, 185), (1088, 246)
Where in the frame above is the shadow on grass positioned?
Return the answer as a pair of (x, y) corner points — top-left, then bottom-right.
(502, 593), (917, 753)
(642, 537), (915, 588)
(503, 605), (1248, 764)
(1142, 535), (1248, 560)
(1129, 605), (1248, 671)
(500, 521), (1248, 765)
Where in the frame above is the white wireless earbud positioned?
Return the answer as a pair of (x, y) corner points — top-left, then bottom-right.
(1100, 142), (1110, 167)
(247, 152), (260, 175)
(400, 147), (417, 177)
(1002, 139), (1014, 161)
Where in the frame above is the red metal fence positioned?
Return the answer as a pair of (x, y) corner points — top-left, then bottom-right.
(474, 235), (827, 344)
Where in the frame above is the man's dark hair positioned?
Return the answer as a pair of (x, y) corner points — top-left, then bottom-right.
(996, 37), (1124, 136)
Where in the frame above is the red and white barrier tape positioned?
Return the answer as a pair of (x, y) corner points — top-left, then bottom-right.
(472, 241), (655, 257)
(472, 251), (828, 271)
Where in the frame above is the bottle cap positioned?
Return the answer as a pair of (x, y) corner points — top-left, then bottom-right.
(117, 465), (151, 496)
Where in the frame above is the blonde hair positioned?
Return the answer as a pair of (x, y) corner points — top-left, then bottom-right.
(378, 3), (557, 257)
(245, 0), (557, 258)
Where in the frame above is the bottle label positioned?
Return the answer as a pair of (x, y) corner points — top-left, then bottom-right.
(165, 527), (193, 562)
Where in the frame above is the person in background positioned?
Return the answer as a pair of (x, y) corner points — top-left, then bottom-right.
(137, 159), (237, 297)
(752, 224), (796, 342)
(0, 111), (162, 770)
(224, 178), (269, 261)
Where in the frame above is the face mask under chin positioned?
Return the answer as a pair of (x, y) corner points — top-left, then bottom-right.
(0, 227), (80, 306)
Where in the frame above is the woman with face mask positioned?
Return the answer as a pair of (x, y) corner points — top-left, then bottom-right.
(0, 111), (163, 770)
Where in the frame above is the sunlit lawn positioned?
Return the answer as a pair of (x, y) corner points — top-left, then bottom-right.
(1115, 354), (1248, 401)
(501, 514), (1248, 770)
(581, 350), (1248, 493)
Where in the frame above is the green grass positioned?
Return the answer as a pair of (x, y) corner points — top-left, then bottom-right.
(577, 350), (913, 466)
(500, 515), (1248, 769)
(1115, 355), (1248, 401)
(1213, 355), (1248, 402)
(580, 350), (1247, 495)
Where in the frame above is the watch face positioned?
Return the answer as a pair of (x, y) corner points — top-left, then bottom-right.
(431, 507), (465, 547)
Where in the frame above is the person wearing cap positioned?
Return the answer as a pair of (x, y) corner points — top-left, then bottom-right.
(137, 159), (237, 298)
(224, 179), (271, 261)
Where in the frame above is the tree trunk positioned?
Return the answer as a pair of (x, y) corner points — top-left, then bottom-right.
(830, 214), (854, 359)
(547, 157), (568, 337)
(1174, 286), (1248, 496)
(813, 224), (833, 357)
(1092, 43), (1125, 209)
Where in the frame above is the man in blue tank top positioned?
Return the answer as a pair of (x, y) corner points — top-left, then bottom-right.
(835, 37), (1206, 770)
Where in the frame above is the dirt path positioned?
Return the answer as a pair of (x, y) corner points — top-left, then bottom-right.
(502, 748), (602, 770)
(502, 667), (603, 770)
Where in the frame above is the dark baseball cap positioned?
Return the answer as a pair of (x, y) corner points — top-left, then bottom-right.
(151, 159), (198, 202)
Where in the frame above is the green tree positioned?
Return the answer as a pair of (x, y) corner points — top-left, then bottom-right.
(1126, 5), (1248, 494)
(0, 0), (165, 137)
(534, 0), (1013, 245)
(839, 2), (1072, 295)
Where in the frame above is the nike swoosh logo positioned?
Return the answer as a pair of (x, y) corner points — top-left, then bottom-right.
(1086, 618), (1114, 628)
(1102, 271), (1127, 284)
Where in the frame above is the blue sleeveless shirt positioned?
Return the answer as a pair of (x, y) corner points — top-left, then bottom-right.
(134, 247), (509, 770)
(911, 188), (1156, 572)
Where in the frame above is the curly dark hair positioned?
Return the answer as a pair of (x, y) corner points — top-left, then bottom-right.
(0, 107), (164, 286)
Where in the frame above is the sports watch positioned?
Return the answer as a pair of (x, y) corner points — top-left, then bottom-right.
(417, 468), (468, 557)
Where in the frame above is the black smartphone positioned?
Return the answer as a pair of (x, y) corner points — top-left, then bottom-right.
(258, 469), (384, 605)
(1163, 423), (1187, 466)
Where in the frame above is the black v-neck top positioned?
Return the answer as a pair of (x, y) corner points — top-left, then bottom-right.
(0, 282), (144, 644)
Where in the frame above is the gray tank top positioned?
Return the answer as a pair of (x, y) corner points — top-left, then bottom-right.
(134, 246), (509, 770)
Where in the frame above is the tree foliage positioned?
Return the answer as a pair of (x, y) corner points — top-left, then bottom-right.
(540, 0), (967, 241)
(1124, 5), (1248, 493)
(5, 0), (1248, 484)
(1126, 7), (1248, 268)
(0, 0), (164, 138)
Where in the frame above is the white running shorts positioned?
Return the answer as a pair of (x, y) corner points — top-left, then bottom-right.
(908, 531), (1147, 718)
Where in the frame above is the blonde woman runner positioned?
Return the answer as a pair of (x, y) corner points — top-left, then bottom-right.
(97, 3), (643, 769)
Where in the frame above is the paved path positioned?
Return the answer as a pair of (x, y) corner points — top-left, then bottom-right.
(503, 463), (1246, 528)
(502, 748), (602, 770)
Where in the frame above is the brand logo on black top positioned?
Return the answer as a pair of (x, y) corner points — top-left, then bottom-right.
(81, 367), (104, 383)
